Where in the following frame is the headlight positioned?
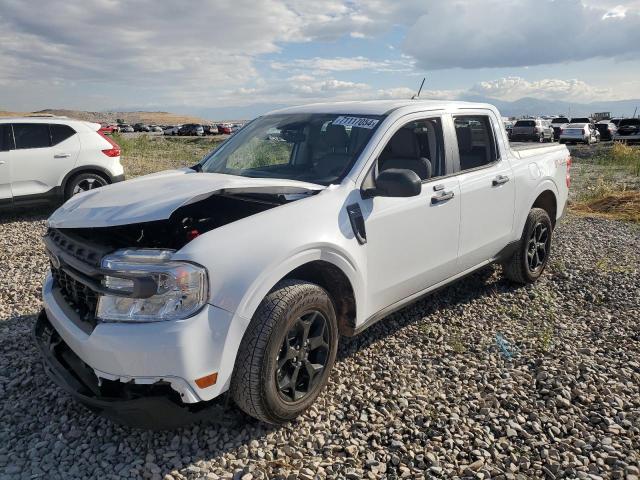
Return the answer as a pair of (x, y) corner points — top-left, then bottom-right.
(96, 249), (208, 323)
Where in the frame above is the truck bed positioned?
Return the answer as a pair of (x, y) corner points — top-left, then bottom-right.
(510, 142), (568, 159)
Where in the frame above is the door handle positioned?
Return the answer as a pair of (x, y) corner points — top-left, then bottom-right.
(0, 160), (5, 165)
(492, 175), (510, 186)
(54, 153), (71, 158)
(431, 191), (454, 204)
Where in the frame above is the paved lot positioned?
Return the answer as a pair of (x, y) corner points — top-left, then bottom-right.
(0, 206), (638, 479)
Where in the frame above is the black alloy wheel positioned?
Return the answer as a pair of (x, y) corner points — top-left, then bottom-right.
(526, 221), (550, 274)
(276, 310), (330, 402)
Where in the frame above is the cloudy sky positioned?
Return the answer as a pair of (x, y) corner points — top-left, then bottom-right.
(1, 0), (639, 116)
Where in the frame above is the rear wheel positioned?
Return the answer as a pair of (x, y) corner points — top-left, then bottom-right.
(502, 208), (552, 284)
(231, 280), (338, 424)
(64, 172), (109, 200)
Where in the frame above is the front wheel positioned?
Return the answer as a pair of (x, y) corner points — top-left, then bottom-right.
(502, 208), (553, 284)
(64, 172), (109, 200)
(231, 280), (338, 424)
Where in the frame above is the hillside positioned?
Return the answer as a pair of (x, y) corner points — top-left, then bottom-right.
(0, 109), (212, 125)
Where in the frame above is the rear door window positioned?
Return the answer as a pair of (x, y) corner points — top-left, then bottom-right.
(453, 116), (499, 171)
(12, 123), (51, 149)
(50, 124), (76, 145)
(0, 125), (14, 152)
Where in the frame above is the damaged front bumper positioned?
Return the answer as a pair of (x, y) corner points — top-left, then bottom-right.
(37, 268), (247, 428)
(34, 310), (215, 429)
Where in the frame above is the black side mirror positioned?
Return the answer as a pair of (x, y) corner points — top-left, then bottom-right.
(370, 168), (421, 198)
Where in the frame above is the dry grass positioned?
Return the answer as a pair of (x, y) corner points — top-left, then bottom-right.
(571, 190), (640, 223)
(115, 134), (223, 178)
(569, 143), (640, 222)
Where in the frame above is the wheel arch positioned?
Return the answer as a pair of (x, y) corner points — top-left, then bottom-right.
(531, 189), (557, 227)
(60, 165), (114, 194)
(514, 180), (559, 237)
(233, 248), (363, 336)
(283, 260), (357, 336)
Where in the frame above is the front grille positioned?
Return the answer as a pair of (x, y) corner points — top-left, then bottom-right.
(47, 228), (107, 267)
(51, 264), (100, 327)
(45, 228), (112, 329)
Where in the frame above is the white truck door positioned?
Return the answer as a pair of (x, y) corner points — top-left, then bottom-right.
(453, 113), (515, 270)
(9, 123), (80, 199)
(0, 124), (12, 206)
(360, 116), (461, 317)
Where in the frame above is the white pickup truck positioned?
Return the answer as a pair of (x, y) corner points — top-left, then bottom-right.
(35, 100), (571, 428)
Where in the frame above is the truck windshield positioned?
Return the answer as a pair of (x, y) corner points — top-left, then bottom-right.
(200, 113), (384, 185)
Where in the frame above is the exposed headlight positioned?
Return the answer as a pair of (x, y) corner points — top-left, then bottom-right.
(96, 249), (208, 323)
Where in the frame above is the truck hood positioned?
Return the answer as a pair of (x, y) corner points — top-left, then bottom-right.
(48, 169), (325, 228)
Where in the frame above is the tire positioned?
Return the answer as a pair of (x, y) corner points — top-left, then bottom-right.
(64, 172), (109, 200)
(502, 208), (553, 284)
(230, 279), (339, 424)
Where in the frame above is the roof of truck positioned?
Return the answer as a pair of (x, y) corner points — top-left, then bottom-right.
(267, 99), (496, 116)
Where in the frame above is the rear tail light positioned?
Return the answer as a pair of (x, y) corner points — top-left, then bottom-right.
(97, 130), (121, 157)
(566, 156), (572, 188)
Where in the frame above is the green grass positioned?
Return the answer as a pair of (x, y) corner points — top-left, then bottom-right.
(113, 134), (224, 178)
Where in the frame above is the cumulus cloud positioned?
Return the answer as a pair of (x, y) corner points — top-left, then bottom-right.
(470, 77), (613, 102)
(401, 0), (640, 69)
(0, 0), (638, 110)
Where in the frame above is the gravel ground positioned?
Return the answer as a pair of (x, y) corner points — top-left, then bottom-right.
(1, 208), (639, 480)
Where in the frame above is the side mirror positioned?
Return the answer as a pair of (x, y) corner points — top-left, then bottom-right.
(370, 168), (422, 198)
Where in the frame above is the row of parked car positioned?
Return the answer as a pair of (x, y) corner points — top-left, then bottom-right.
(99, 122), (243, 136)
(505, 116), (640, 145)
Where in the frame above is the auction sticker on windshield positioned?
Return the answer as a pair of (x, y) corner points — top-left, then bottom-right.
(332, 116), (379, 129)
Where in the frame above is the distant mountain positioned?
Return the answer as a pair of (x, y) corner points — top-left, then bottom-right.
(4, 97), (638, 124)
(460, 95), (640, 118)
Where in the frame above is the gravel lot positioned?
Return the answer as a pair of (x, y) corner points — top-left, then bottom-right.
(1, 206), (639, 479)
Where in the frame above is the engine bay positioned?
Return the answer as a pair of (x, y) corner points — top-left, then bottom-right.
(63, 192), (296, 250)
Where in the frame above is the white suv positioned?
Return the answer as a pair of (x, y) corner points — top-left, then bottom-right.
(0, 117), (124, 208)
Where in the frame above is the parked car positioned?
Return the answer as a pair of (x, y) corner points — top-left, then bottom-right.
(203, 125), (217, 135)
(217, 123), (233, 134)
(98, 124), (117, 135)
(614, 118), (640, 143)
(35, 101), (571, 428)
(550, 117), (570, 139)
(118, 124), (134, 133)
(133, 123), (150, 132)
(559, 123), (599, 144)
(148, 125), (163, 133)
(178, 124), (204, 136)
(595, 121), (617, 141)
(504, 121), (514, 138)
(510, 118), (555, 142)
(163, 125), (181, 136)
(570, 117), (593, 125)
(0, 117), (124, 207)
(610, 118), (623, 127)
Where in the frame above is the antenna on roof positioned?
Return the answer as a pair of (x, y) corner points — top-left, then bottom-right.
(633, 106), (638, 118)
(411, 77), (426, 99)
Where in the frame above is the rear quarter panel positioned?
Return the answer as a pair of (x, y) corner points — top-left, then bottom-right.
(510, 144), (570, 238)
